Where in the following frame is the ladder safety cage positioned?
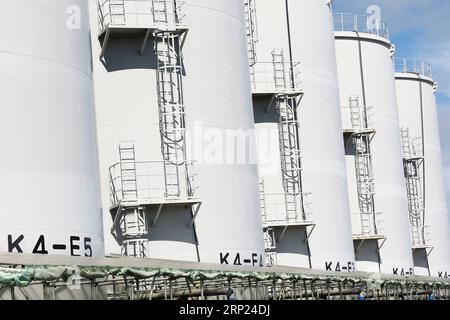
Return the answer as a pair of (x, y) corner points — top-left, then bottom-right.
(345, 96), (382, 238)
(153, 14), (189, 199)
(400, 128), (430, 248)
(272, 49), (309, 225)
(244, 0), (258, 67)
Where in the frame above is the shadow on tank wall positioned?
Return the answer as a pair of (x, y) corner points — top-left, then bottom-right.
(253, 96), (279, 124)
(99, 34), (157, 71)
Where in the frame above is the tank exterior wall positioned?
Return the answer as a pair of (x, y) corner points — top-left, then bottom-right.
(184, 0), (265, 266)
(89, 0), (264, 264)
(0, 0), (104, 257)
(396, 73), (450, 278)
(288, 0), (356, 271)
(335, 32), (414, 275)
(253, 0), (356, 271)
(252, 0), (306, 267)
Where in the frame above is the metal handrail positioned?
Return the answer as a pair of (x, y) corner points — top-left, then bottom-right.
(98, 0), (187, 32)
(109, 160), (199, 206)
(411, 225), (432, 247)
(261, 192), (313, 224)
(351, 211), (383, 237)
(333, 13), (390, 40)
(395, 58), (433, 78)
(341, 105), (375, 131)
(250, 61), (302, 94)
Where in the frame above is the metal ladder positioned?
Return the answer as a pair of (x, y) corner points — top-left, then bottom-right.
(272, 50), (306, 222)
(260, 179), (267, 222)
(272, 49), (287, 91)
(401, 128), (426, 246)
(122, 238), (149, 258)
(120, 207), (147, 237)
(244, 0), (258, 67)
(264, 228), (277, 267)
(264, 228), (276, 250)
(109, 0), (126, 25)
(154, 27), (187, 198)
(152, 0), (169, 24)
(119, 142), (138, 202)
(349, 97), (377, 235)
(117, 142), (149, 258)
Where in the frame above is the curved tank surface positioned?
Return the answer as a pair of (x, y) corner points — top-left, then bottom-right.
(0, 0), (104, 256)
(395, 59), (450, 278)
(89, 0), (265, 264)
(334, 13), (414, 275)
(252, 0), (355, 271)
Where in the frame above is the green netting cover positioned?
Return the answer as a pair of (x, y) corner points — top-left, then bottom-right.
(0, 265), (449, 288)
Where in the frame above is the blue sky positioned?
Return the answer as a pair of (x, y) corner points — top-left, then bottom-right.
(333, 0), (450, 218)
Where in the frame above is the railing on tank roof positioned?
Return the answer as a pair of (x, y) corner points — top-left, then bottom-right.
(97, 0), (186, 32)
(333, 13), (390, 40)
(395, 58), (433, 78)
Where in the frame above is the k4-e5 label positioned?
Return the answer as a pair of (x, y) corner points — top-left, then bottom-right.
(6, 234), (93, 257)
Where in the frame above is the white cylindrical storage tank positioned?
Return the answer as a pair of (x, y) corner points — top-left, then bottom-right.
(0, 0), (104, 256)
(334, 14), (414, 275)
(395, 58), (450, 278)
(252, 0), (356, 271)
(89, 0), (264, 264)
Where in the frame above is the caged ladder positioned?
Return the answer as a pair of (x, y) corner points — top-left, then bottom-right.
(154, 12), (188, 199)
(271, 49), (307, 223)
(348, 96), (378, 236)
(400, 128), (426, 247)
(244, 0), (258, 67)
